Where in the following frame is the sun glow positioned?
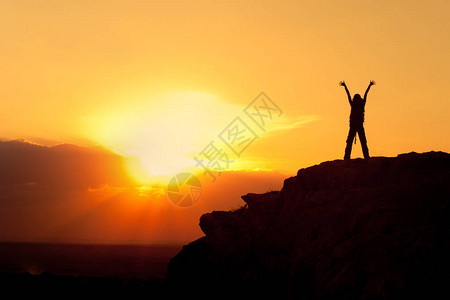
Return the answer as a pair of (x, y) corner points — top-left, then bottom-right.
(82, 92), (242, 182)
(136, 185), (165, 198)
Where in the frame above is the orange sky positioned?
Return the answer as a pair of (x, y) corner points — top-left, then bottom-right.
(0, 0), (449, 243)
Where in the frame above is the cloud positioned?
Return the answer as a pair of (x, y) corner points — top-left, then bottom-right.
(0, 139), (287, 244)
(0, 139), (134, 191)
(265, 115), (321, 134)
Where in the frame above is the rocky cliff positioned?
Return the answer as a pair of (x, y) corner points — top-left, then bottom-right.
(167, 152), (450, 299)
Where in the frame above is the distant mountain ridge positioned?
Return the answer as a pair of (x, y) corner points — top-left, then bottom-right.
(168, 152), (450, 299)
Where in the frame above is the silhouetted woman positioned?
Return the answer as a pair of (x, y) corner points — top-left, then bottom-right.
(339, 80), (375, 160)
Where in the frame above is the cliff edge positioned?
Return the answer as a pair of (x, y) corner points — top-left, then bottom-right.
(168, 152), (450, 299)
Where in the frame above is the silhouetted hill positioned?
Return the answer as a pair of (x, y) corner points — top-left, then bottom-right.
(167, 152), (450, 299)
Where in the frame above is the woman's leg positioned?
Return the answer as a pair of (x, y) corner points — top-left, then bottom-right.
(344, 126), (357, 159)
(358, 125), (370, 159)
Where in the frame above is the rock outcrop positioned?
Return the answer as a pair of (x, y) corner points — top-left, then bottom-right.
(167, 152), (450, 299)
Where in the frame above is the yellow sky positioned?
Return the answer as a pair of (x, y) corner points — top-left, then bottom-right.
(1, 0), (449, 178)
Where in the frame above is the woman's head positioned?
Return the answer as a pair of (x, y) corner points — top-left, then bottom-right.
(353, 94), (362, 101)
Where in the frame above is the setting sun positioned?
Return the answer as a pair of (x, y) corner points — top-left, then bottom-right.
(81, 92), (244, 179)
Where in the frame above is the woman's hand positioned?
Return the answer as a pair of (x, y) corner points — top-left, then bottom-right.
(339, 81), (346, 87)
